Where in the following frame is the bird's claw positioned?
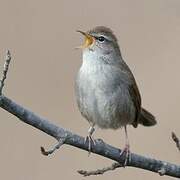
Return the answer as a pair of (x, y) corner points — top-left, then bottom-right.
(84, 135), (96, 155)
(119, 144), (131, 166)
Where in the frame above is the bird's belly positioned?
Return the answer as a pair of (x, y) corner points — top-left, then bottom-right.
(76, 65), (134, 129)
(78, 87), (131, 129)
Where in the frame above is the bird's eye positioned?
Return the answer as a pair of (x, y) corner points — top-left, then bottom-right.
(97, 36), (105, 42)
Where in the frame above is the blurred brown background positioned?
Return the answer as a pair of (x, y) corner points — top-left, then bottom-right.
(0, 0), (179, 179)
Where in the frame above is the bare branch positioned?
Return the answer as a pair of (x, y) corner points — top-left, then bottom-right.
(0, 95), (180, 178)
(172, 132), (180, 151)
(0, 52), (180, 178)
(0, 50), (11, 94)
(78, 162), (122, 176)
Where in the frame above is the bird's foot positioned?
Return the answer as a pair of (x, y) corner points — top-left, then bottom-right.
(84, 126), (96, 155)
(119, 144), (131, 166)
(84, 135), (96, 155)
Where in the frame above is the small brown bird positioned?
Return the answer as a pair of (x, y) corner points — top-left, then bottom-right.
(75, 26), (157, 165)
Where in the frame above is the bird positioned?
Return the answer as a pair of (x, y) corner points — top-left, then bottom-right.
(75, 26), (157, 165)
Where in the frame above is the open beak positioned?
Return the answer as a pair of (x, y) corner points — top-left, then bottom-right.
(76, 30), (94, 49)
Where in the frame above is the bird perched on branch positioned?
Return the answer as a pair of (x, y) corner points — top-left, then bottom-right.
(75, 26), (157, 165)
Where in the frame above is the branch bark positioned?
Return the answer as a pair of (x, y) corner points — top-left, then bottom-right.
(0, 95), (180, 178)
(0, 50), (180, 178)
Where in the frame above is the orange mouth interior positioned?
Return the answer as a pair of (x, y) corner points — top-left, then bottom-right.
(77, 30), (94, 49)
(82, 35), (94, 48)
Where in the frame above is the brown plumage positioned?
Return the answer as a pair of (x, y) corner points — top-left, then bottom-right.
(76, 26), (157, 165)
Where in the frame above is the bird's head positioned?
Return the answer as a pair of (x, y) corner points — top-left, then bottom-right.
(77, 26), (121, 57)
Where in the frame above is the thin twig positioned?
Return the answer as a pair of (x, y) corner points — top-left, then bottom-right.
(172, 132), (180, 151)
(0, 50), (11, 94)
(41, 137), (66, 156)
(78, 162), (122, 176)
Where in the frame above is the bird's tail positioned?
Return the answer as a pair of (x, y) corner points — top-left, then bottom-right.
(138, 108), (157, 126)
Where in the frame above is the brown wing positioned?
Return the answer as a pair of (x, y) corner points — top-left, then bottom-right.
(129, 79), (141, 127)
(116, 59), (141, 128)
(119, 60), (142, 128)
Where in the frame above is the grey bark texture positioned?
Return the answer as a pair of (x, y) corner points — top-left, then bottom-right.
(0, 50), (179, 178)
(0, 95), (180, 178)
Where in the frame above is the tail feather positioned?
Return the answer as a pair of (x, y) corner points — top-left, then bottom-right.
(139, 108), (157, 126)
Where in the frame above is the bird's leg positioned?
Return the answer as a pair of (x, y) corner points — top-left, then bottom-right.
(119, 126), (131, 166)
(84, 124), (96, 155)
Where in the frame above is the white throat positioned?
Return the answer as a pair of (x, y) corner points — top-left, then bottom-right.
(80, 48), (106, 77)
